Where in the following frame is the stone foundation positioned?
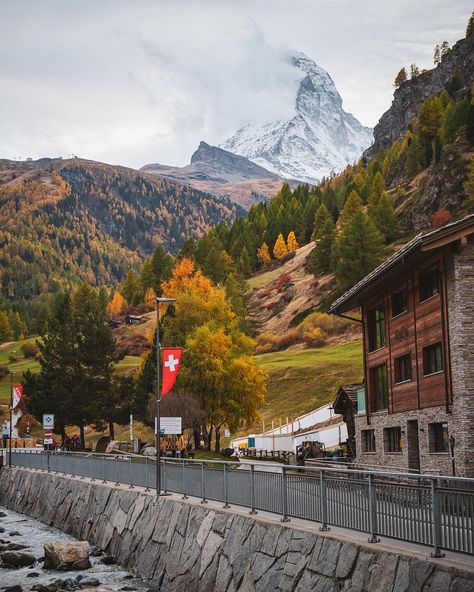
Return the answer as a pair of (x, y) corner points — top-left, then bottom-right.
(0, 468), (473, 592)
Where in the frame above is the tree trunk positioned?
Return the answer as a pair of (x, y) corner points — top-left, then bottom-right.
(214, 426), (221, 453)
(79, 423), (85, 450)
(206, 425), (213, 451)
(108, 420), (115, 440)
(192, 418), (201, 450)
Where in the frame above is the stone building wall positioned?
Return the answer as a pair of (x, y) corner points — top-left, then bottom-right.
(1, 468), (473, 592)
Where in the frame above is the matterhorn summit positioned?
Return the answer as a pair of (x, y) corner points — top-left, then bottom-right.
(221, 52), (373, 183)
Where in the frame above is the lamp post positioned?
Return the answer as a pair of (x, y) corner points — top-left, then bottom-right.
(155, 296), (176, 497)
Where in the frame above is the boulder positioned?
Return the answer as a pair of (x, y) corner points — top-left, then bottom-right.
(32, 579), (63, 592)
(142, 446), (156, 457)
(0, 550), (36, 567)
(43, 542), (91, 571)
(100, 555), (115, 565)
(79, 577), (100, 587)
(5, 586), (23, 592)
(6, 543), (29, 551)
(0, 511), (7, 517)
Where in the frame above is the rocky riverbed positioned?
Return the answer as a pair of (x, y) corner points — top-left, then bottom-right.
(0, 507), (153, 592)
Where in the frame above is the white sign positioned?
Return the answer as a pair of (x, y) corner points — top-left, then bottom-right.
(160, 417), (182, 435)
(224, 429), (231, 438)
(44, 438), (53, 445)
(43, 414), (54, 429)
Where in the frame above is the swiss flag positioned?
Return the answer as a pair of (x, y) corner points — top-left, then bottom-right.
(161, 348), (182, 397)
(12, 384), (23, 409)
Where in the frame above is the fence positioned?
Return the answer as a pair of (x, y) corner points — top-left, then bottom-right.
(7, 450), (474, 557)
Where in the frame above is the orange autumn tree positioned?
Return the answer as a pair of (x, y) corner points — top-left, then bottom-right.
(287, 231), (299, 252)
(107, 291), (126, 317)
(273, 233), (288, 260)
(257, 242), (271, 266)
(144, 287), (156, 309)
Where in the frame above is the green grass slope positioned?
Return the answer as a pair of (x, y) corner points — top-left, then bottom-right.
(254, 339), (363, 427)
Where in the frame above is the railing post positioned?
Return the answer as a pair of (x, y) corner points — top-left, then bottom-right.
(181, 460), (188, 500)
(368, 473), (380, 543)
(201, 462), (207, 504)
(281, 466), (290, 522)
(145, 457), (150, 491)
(129, 457), (134, 489)
(319, 470), (330, 531)
(115, 455), (119, 486)
(47, 450), (51, 473)
(249, 463), (257, 515)
(430, 478), (445, 558)
(223, 462), (230, 509)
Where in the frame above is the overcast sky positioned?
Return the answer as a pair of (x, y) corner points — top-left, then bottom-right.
(0, 0), (471, 168)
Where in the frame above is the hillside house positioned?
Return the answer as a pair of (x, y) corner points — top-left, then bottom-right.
(330, 214), (474, 477)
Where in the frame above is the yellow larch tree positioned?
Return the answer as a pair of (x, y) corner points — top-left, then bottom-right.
(257, 242), (271, 266)
(287, 231), (299, 252)
(107, 291), (126, 317)
(273, 233), (288, 260)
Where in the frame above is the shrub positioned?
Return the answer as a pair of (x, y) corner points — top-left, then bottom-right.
(8, 354), (17, 363)
(0, 366), (9, 379)
(431, 209), (452, 229)
(298, 312), (352, 337)
(254, 332), (282, 354)
(302, 327), (327, 347)
(21, 342), (39, 359)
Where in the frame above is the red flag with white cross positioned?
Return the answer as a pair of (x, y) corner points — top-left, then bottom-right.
(161, 348), (182, 397)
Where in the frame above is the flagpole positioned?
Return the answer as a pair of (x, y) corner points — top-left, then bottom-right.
(8, 372), (12, 468)
(155, 296), (176, 498)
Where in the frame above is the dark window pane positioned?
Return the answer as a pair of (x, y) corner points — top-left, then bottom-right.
(395, 354), (412, 383)
(384, 427), (402, 452)
(420, 269), (440, 301)
(362, 429), (376, 452)
(391, 288), (408, 317)
(429, 422), (449, 453)
(368, 304), (385, 351)
(372, 364), (388, 411)
(423, 343), (443, 375)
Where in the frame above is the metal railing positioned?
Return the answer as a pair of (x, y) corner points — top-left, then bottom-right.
(7, 450), (474, 557)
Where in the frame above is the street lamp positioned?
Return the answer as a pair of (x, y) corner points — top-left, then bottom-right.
(155, 296), (176, 497)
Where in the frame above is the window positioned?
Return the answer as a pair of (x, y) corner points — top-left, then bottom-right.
(391, 288), (408, 317)
(362, 429), (376, 453)
(356, 388), (366, 415)
(384, 427), (402, 452)
(368, 304), (385, 351)
(423, 343), (443, 375)
(429, 422), (449, 453)
(372, 364), (388, 411)
(419, 269), (440, 301)
(394, 353), (412, 383)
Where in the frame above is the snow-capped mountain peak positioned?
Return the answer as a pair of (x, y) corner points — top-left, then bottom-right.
(221, 51), (373, 183)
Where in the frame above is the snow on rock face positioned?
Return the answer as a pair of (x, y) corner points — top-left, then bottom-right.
(221, 51), (373, 183)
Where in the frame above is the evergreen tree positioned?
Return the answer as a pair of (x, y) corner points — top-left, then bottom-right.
(176, 237), (196, 262)
(339, 190), (363, 228)
(120, 269), (143, 304)
(273, 233), (288, 260)
(371, 192), (399, 243)
(333, 212), (386, 291)
(418, 97), (443, 166)
(257, 242), (271, 266)
(410, 64), (420, 78)
(308, 204), (335, 275)
(433, 44), (441, 65)
(467, 12), (474, 37)
(0, 312), (13, 343)
(440, 41), (450, 58)
(237, 247), (252, 276)
(151, 245), (173, 295)
(394, 68), (407, 88)
(287, 231), (299, 252)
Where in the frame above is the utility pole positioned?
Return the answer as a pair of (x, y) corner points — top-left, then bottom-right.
(155, 296), (176, 497)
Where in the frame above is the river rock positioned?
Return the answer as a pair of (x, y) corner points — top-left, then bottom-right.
(100, 555), (114, 565)
(43, 542), (91, 571)
(6, 542), (29, 550)
(0, 550), (36, 567)
(9, 531), (21, 536)
(5, 586), (23, 592)
(27, 572), (40, 577)
(0, 526), (5, 533)
(32, 579), (63, 592)
(0, 510), (8, 517)
(79, 577), (100, 587)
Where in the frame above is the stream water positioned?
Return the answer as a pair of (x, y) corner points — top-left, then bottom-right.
(0, 506), (152, 592)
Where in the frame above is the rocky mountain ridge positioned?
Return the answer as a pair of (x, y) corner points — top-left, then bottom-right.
(221, 51), (373, 183)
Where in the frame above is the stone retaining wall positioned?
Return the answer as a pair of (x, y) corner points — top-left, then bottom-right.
(0, 468), (473, 592)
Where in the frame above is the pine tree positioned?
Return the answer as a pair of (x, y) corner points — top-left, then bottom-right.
(394, 68), (407, 88)
(367, 172), (385, 217)
(433, 44), (441, 65)
(257, 242), (271, 266)
(333, 212), (386, 291)
(151, 245), (173, 295)
(308, 204), (335, 275)
(440, 41), (450, 58)
(120, 269), (143, 304)
(339, 190), (363, 228)
(287, 231), (299, 252)
(273, 233), (288, 260)
(237, 247), (252, 276)
(0, 312), (13, 343)
(418, 96), (443, 166)
(107, 291), (126, 317)
(467, 12), (474, 37)
(410, 64), (420, 78)
(371, 192), (399, 243)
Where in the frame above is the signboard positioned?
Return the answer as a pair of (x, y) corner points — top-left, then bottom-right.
(44, 430), (53, 445)
(159, 417), (182, 435)
(224, 429), (231, 438)
(43, 414), (54, 429)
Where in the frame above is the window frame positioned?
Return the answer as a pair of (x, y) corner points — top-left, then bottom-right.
(384, 426), (402, 453)
(419, 268), (440, 303)
(429, 422), (449, 453)
(367, 303), (386, 352)
(394, 353), (412, 384)
(371, 363), (389, 412)
(423, 342), (444, 376)
(362, 429), (376, 453)
(391, 287), (408, 318)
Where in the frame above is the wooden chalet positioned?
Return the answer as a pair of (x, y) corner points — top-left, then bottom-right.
(330, 214), (474, 477)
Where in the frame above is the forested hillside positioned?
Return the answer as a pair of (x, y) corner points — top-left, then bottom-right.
(0, 158), (242, 303)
